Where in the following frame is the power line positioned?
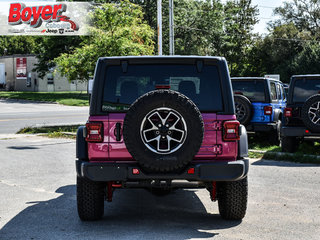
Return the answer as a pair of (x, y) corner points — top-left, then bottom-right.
(175, 25), (320, 43)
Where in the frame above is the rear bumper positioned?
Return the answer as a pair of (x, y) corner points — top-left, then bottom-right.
(76, 159), (249, 182)
(282, 126), (320, 138)
(246, 123), (276, 132)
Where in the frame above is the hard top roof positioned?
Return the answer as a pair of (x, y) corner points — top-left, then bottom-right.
(99, 55), (225, 62)
(291, 74), (320, 79)
(231, 77), (282, 82)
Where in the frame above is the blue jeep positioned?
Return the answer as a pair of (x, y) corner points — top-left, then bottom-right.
(231, 77), (287, 145)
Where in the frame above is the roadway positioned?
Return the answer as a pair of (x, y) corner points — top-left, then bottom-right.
(0, 99), (89, 134)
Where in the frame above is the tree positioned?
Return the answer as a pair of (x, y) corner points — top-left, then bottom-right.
(54, 1), (154, 81)
(33, 36), (83, 79)
(0, 36), (37, 56)
(273, 0), (320, 37)
(122, 0), (258, 76)
(243, 23), (309, 82)
(292, 41), (320, 75)
(243, 0), (320, 81)
(221, 0), (259, 75)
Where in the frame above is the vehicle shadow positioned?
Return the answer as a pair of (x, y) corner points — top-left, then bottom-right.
(252, 159), (320, 167)
(0, 185), (241, 240)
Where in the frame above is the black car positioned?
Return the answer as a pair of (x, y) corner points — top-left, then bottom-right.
(281, 74), (320, 152)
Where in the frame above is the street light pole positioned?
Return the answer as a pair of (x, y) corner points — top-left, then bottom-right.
(157, 0), (162, 55)
(169, 0), (174, 55)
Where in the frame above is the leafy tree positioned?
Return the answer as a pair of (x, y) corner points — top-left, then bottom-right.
(0, 36), (37, 55)
(292, 41), (320, 75)
(54, 1), (154, 81)
(120, 0), (258, 76)
(243, 23), (308, 81)
(273, 0), (320, 37)
(222, 0), (259, 75)
(243, 0), (320, 82)
(33, 36), (83, 79)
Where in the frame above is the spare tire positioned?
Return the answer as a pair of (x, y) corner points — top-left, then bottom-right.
(301, 94), (320, 133)
(123, 90), (204, 173)
(234, 95), (252, 126)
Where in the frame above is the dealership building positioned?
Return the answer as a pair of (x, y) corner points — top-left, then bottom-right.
(0, 54), (87, 92)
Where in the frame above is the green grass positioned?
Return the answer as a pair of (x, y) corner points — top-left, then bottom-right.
(17, 125), (80, 139)
(0, 91), (89, 106)
(249, 133), (320, 164)
(263, 152), (320, 164)
(248, 151), (264, 159)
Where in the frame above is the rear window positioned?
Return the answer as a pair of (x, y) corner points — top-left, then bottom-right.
(293, 79), (320, 102)
(102, 64), (223, 112)
(232, 80), (266, 102)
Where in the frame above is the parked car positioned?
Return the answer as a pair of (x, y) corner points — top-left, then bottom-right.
(281, 74), (320, 152)
(76, 56), (249, 221)
(87, 78), (94, 103)
(283, 83), (289, 96)
(231, 77), (287, 145)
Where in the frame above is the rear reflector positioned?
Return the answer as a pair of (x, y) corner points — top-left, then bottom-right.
(264, 106), (272, 115)
(85, 122), (103, 142)
(156, 85), (170, 89)
(284, 108), (292, 117)
(187, 168), (195, 174)
(223, 121), (240, 141)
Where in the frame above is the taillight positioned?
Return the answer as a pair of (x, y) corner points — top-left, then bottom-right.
(223, 121), (240, 141)
(284, 108), (292, 117)
(85, 122), (103, 142)
(264, 106), (272, 115)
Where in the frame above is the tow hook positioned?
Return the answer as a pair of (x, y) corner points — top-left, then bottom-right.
(106, 182), (122, 202)
(210, 182), (217, 201)
(107, 182), (113, 202)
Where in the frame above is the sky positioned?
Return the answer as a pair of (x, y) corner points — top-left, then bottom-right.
(252, 0), (289, 34)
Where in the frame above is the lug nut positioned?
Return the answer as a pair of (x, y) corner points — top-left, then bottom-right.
(166, 124), (169, 127)
(158, 124), (162, 127)
(162, 136), (166, 139)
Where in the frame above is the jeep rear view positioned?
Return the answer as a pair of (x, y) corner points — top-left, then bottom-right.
(76, 56), (249, 221)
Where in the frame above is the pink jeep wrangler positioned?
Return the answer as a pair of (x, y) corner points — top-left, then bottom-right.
(76, 56), (249, 221)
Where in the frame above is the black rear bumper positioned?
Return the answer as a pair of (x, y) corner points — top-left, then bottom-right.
(282, 126), (320, 138)
(76, 159), (249, 182)
(246, 123), (276, 132)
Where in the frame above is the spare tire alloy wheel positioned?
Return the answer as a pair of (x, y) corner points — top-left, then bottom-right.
(308, 101), (320, 125)
(234, 95), (252, 126)
(302, 95), (320, 133)
(141, 107), (187, 154)
(235, 102), (246, 122)
(123, 90), (204, 173)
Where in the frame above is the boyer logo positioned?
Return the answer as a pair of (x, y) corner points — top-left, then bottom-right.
(8, 3), (79, 32)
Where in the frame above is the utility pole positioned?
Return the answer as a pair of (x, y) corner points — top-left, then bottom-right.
(157, 0), (162, 55)
(169, 0), (174, 55)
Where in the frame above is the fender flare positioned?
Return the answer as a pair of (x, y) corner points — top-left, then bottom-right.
(238, 125), (248, 158)
(273, 108), (282, 122)
(76, 126), (88, 160)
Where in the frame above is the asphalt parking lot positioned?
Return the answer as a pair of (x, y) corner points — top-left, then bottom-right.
(0, 135), (319, 240)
